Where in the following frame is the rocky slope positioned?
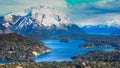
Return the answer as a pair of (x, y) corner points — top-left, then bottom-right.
(0, 33), (51, 61)
(0, 14), (21, 34)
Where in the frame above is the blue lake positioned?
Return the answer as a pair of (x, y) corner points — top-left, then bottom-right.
(34, 40), (115, 62)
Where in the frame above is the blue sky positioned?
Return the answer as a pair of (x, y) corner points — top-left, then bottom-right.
(0, 0), (120, 26)
(66, 0), (100, 6)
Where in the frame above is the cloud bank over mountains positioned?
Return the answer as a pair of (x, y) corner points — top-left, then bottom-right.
(67, 0), (120, 26)
(0, 0), (120, 26)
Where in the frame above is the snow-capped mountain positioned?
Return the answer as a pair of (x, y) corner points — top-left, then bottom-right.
(106, 20), (120, 27)
(0, 5), (85, 39)
(12, 6), (72, 32)
(0, 23), (12, 34)
(82, 20), (120, 35)
(0, 13), (21, 34)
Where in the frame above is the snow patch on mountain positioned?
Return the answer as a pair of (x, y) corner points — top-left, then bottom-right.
(106, 19), (120, 27)
(2, 23), (10, 28)
(4, 14), (13, 23)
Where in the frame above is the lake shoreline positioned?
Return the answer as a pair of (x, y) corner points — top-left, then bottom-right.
(0, 40), (116, 64)
(34, 40), (115, 62)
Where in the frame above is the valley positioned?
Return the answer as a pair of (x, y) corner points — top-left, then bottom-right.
(0, 1), (120, 67)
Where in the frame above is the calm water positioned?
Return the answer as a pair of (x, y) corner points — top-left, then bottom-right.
(34, 40), (115, 62)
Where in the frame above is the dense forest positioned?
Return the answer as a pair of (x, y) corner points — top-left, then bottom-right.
(62, 34), (120, 50)
(72, 50), (120, 62)
(80, 34), (120, 50)
(0, 33), (120, 68)
(0, 61), (120, 68)
(0, 33), (51, 61)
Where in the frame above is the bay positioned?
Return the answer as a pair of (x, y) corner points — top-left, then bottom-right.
(34, 40), (115, 62)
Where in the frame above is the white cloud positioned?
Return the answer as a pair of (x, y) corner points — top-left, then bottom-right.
(0, 0), (67, 14)
(94, 0), (120, 10)
(74, 13), (120, 26)
(66, 0), (120, 26)
(1, 0), (120, 26)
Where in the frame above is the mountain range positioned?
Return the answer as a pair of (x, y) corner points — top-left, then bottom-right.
(82, 20), (120, 36)
(0, 5), (119, 39)
(0, 5), (86, 40)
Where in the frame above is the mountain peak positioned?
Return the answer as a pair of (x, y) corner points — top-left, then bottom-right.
(0, 5), (86, 39)
(22, 5), (72, 28)
(106, 20), (120, 27)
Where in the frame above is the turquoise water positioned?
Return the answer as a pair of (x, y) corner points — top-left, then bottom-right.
(34, 40), (115, 62)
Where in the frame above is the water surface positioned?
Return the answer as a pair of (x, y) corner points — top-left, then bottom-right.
(34, 40), (115, 62)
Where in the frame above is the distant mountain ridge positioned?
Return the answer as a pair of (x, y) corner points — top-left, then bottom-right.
(82, 20), (120, 35)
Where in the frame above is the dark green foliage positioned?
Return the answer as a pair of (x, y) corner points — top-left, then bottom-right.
(70, 34), (120, 50)
(0, 33), (50, 61)
(0, 61), (120, 68)
(72, 50), (120, 62)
